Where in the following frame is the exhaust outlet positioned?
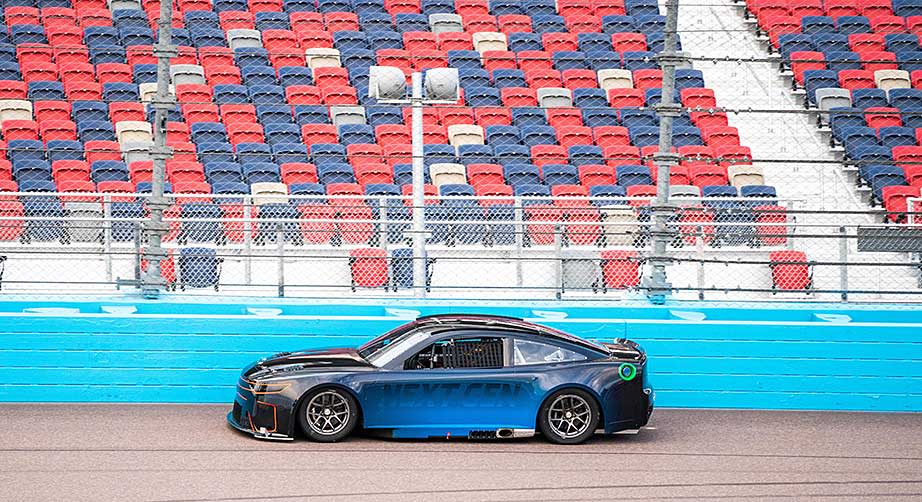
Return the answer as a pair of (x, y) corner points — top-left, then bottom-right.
(496, 428), (514, 438)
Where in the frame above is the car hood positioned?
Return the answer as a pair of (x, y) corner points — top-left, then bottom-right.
(244, 348), (374, 378)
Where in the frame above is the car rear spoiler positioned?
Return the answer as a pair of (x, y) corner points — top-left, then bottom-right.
(602, 339), (645, 361)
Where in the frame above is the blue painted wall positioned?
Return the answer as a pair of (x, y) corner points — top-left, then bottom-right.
(0, 298), (920, 411)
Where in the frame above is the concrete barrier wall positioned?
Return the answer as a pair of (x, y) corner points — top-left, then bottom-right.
(0, 298), (919, 411)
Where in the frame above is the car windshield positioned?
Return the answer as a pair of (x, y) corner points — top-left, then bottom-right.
(358, 322), (427, 366)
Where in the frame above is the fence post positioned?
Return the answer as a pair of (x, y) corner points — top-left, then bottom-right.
(141, 0), (177, 299)
(839, 225), (848, 302)
(410, 72), (427, 298)
(644, 0), (684, 304)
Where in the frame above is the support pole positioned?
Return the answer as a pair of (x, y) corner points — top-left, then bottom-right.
(142, 0), (177, 299)
(644, 0), (683, 304)
(410, 72), (427, 298)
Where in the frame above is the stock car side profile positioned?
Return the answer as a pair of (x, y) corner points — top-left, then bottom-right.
(228, 314), (653, 444)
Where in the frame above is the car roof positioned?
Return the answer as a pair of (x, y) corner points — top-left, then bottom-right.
(415, 313), (608, 353)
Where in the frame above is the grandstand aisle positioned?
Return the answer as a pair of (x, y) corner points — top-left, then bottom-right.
(672, 0), (922, 299)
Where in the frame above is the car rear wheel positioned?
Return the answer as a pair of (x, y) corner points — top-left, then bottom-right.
(538, 389), (600, 445)
(297, 387), (358, 442)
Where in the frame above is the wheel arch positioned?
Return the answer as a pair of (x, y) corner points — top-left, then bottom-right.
(290, 383), (365, 437)
(535, 383), (605, 429)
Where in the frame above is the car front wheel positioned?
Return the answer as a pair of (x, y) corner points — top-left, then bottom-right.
(297, 387), (358, 442)
(538, 389), (600, 445)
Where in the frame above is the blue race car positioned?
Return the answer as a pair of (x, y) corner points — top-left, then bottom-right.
(228, 314), (653, 444)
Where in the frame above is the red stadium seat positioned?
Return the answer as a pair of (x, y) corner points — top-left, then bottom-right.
(227, 123), (265, 144)
(324, 12), (360, 32)
(578, 164), (616, 186)
(40, 120), (77, 141)
(109, 102), (145, 124)
(474, 107), (512, 126)
(600, 250), (640, 290)
(688, 163), (729, 187)
(403, 31), (437, 51)
(556, 126), (593, 148)
(347, 144), (384, 166)
(755, 205), (789, 246)
(220, 104), (257, 126)
(524, 204), (561, 245)
(593, 126), (631, 147)
(632, 69), (663, 90)
(837, 69), (875, 90)
(182, 104), (220, 124)
(547, 108), (583, 128)
(474, 183), (513, 206)
(82, 142), (121, 169)
(865, 107), (902, 129)
(500, 87), (538, 106)
(290, 12), (325, 32)
(517, 50), (554, 71)
(848, 33), (886, 52)
(769, 250), (812, 291)
(375, 124), (411, 145)
(562, 69), (598, 89)
(2, 120), (39, 141)
(702, 126), (741, 147)
(281, 163), (318, 184)
(680, 88), (717, 108)
(219, 10), (255, 30)
(455, 0), (489, 16)
(608, 88), (645, 108)
(65, 81), (102, 100)
(467, 164), (505, 187)
(302, 124), (338, 147)
(498, 15), (532, 33)
(438, 32), (473, 51)
(524, 68), (562, 88)
(611, 33), (647, 52)
(542, 32), (578, 53)
(463, 14), (498, 33)
(354, 163), (393, 185)
(531, 145), (568, 167)
(603, 145), (642, 167)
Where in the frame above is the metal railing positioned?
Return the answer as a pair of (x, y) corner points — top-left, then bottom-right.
(0, 191), (919, 301)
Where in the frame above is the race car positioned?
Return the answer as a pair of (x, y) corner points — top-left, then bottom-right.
(228, 314), (653, 444)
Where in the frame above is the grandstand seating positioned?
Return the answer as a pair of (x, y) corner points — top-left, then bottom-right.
(0, 0), (802, 291)
(747, 0), (922, 220)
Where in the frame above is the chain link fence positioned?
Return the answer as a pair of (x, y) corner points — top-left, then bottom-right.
(0, 0), (921, 301)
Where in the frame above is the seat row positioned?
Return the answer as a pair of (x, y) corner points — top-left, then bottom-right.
(0, 157), (770, 190)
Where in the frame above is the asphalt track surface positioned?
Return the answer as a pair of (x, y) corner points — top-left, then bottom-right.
(0, 405), (920, 502)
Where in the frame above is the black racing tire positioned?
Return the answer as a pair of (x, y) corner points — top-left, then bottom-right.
(538, 388), (600, 445)
(297, 387), (359, 442)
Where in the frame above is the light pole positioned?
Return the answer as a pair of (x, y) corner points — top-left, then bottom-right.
(369, 66), (459, 297)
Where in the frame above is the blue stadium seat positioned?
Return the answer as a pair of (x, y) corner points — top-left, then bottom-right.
(523, 0), (557, 16)
(255, 12), (290, 30)
(205, 163), (244, 184)
(511, 107), (548, 126)
(368, 31), (403, 51)
(835, 16), (871, 35)
(578, 33), (613, 53)
(458, 145), (495, 165)
(509, 33), (543, 52)
(360, 12), (395, 31)
(295, 106), (331, 125)
(199, 143), (236, 165)
(532, 15), (566, 34)
(465, 87), (502, 106)
(589, 185), (628, 205)
(450, 51), (485, 70)
(236, 143), (275, 164)
(243, 162), (282, 183)
(395, 13), (429, 32)
(317, 162), (356, 184)
(47, 141), (84, 163)
(503, 164), (542, 186)
(851, 89), (889, 109)
(492, 69), (527, 88)
(616, 165), (653, 186)
(812, 33), (849, 54)
(801, 16), (836, 35)
(273, 143), (309, 164)
(543, 164), (578, 185)
(311, 143), (348, 167)
(90, 161), (130, 183)
(521, 125), (557, 146)
(568, 145), (605, 166)
(574, 89), (610, 109)
(879, 127), (917, 149)
(824, 51), (861, 71)
(265, 124), (302, 145)
(493, 145), (532, 165)
(77, 121), (115, 142)
(889, 89), (922, 110)
(587, 51), (623, 71)
(553, 51), (588, 70)
(485, 126), (522, 146)
(178, 248), (222, 289)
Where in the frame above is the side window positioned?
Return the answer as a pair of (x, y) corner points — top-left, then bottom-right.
(513, 339), (586, 366)
(404, 337), (505, 370)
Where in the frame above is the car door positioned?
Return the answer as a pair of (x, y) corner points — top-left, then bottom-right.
(361, 330), (536, 434)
